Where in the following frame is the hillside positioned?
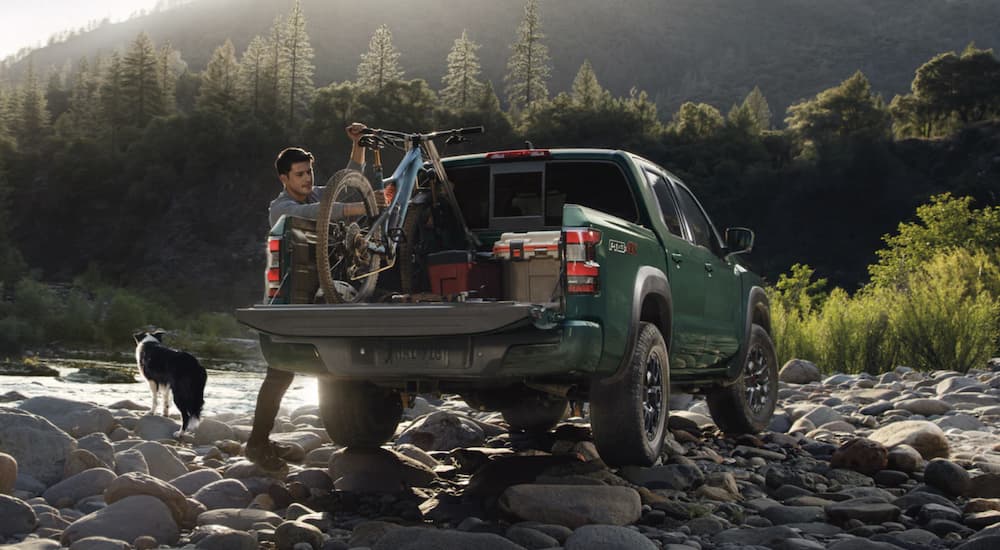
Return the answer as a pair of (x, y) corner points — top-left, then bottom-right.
(5, 0), (999, 119)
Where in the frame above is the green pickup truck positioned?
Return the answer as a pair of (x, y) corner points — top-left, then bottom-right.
(236, 148), (776, 466)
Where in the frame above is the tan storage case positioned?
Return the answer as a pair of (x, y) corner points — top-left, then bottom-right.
(492, 231), (561, 303)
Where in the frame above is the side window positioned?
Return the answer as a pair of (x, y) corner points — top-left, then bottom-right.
(673, 182), (721, 255)
(643, 170), (683, 237)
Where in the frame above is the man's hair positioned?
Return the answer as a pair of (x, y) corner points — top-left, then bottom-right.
(275, 147), (315, 176)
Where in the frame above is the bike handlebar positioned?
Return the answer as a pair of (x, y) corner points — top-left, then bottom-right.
(362, 125), (485, 142)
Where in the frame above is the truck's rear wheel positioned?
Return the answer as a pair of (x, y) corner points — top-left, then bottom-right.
(318, 379), (402, 448)
(590, 322), (669, 466)
(707, 324), (777, 434)
(317, 170), (381, 303)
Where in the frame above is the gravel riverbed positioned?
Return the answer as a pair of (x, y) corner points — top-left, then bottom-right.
(1, 357), (1000, 550)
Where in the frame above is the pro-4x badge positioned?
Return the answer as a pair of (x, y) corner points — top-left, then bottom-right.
(609, 240), (637, 255)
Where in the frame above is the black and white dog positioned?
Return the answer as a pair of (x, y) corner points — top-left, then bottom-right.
(133, 330), (207, 437)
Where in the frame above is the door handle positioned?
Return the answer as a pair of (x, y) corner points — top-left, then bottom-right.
(704, 262), (714, 273)
(670, 252), (683, 264)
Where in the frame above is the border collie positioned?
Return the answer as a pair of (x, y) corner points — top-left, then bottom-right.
(133, 330), (207, 437)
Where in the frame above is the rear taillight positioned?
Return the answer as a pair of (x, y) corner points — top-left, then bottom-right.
(563, 228), (601, 294)
(266, 237), (282, 299)
(485, 149), (551, 160)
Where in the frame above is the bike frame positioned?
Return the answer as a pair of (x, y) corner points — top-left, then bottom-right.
(366, 142), (425, 257)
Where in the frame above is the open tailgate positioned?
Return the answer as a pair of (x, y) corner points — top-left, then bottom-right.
(236, 302), (540, 338)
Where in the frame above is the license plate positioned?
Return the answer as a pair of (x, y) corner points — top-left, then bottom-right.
(375, 343), (449, 367)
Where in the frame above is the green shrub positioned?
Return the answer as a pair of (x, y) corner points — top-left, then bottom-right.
(98, 288), (177, 346)
(815, 288), (897, 375)
(889, 249), (999, 373)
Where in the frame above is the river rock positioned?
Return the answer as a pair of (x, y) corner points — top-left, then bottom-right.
(372, 526), (525, 550)
(924, 459), (971, 497)
(104, 471), (189, 525)
(937, 377), (982, 395)
(187, 524), (257, 550)
(0, 493), (37, 537)
(42, 467), (116, 507)
(714, 525), (801, 546)
(935, 414), (986, 431)
(19, 396), (116, 437)
(801, 405), (843, 427)
(0, 407), (77, 485)
(886, 444), (924, 472)
(499, 484), (641, 528)
(968, 474), (1000, 499)
(780, 359), (822, 384)
(64, 448), (108, 479)
(114, 448), (150, 475)
(68, 536), (133, 550)
(274, 520), (323, 550)
(396, 410), (486, 451)
(196, 508), (282, 531)
(869, 420), (949, 459)
(825, 497), (901, 524)
(170, 469), (224, 497)
(895, 398), (951, 416)
(135, 415), (181, 440)
(61, 494), (179, 546)
(191, 418), (235, 446)
(132, 441), (188, 481)
(0, 451), (16, 494)
(831, 438), (888, 475)
(193, 479), (253, 510)
(619, 463), (704, 491)
(564, 524), (658, 549)
(329, 447), (436, 492)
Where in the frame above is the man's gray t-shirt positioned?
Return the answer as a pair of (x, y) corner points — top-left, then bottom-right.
(269, 160), (364, 227)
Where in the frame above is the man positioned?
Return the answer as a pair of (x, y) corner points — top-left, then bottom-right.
(245, 122), (368, 470)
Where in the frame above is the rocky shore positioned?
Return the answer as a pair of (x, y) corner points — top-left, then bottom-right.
(1, 359), (1000, 550)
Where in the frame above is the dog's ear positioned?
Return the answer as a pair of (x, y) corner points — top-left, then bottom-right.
(133, 331), (146, 344)
(152, 330), (166, 342)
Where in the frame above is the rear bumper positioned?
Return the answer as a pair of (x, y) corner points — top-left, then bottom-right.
(242, 302), (604, 382)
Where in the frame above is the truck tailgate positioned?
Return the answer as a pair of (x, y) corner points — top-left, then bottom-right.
(236, 302), (540, 338)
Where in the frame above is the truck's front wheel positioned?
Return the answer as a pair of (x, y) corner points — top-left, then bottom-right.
(590, 322), (669, 467)
(707, 324), (777, 434)
(318, 379), (402, 448)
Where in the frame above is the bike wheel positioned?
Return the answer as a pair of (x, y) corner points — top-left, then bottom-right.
(316, 170), (381, 303)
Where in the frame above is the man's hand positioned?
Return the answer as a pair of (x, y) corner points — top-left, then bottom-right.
(346, 122), (367, 144)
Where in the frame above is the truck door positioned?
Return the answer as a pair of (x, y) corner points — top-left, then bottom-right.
(670, 180), (742, 365)
(643, 169), (704, 370)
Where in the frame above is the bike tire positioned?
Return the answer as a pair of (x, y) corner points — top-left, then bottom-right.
(316, 170), (381, 303)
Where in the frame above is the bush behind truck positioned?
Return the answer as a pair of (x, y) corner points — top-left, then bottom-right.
(237, 147), (775, 466)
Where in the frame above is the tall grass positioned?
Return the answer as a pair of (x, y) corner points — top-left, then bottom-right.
(772, 249), (999, 374)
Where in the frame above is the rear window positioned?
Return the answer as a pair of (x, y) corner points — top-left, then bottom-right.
(448, 160), (637, 229)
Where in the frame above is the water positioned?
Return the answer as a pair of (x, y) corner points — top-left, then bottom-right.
(0, 357), (321, 418)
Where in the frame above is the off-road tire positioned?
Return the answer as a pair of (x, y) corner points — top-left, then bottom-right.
(707, 324), (778, 434)
(316, 170), (381, 303)
(590, 322), (670, 466)
(318, 378), (402, 448)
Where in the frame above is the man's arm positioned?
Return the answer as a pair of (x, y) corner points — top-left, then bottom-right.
(347, 122), (366, 169)
(269, 194), (365, 227)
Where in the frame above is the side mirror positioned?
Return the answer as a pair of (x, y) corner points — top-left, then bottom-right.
(725, 227), (754, 257)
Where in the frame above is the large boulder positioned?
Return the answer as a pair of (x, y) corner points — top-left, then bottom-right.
(831, 438), (888, 475)
(868, 420), (949, 459)
(61, 494), (179, 547)
(131, 441), (188, 481)
(779, 359), (821, 384)
(395, 411), (486, 451)
(498, 484), (642, 528)
(0, 452), (16, 494)
(0, 407), (77, 485)
(0, 493), (37, 537)
(42, 468), (117, 507)
(18, 396), (115, 437)
(104, 472), (189, 526)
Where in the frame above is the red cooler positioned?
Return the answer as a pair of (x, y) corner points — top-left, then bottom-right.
(426, 250), (501, 299)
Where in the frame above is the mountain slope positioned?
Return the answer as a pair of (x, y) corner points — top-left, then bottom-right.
(6, 0), (999, 120)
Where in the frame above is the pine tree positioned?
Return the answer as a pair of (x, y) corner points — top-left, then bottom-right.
(15, 60), (51, 148)
(238, 35), (268, 116)
(197, 39), (240, 117)
(158, 43), (180, 115)
(284, 0), (315, 129)
(58, 57), (101, 139)
(260, 15), (289, 122)
(742, 86), (772, 132)
(440, 30), (484, 110)
(122, 32), (162, 127)
(99, 51), (126, 152)
(504, 0), (550, 114)
(571, 60), (607, 109)
(785, 71), (890, 146)
(357, 24), (404, 94)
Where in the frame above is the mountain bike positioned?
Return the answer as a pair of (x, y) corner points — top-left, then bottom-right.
(315, 125), (484, 303)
